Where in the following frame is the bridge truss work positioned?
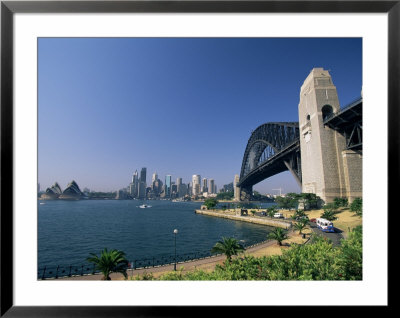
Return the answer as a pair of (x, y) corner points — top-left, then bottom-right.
(237, 122), (301, 200)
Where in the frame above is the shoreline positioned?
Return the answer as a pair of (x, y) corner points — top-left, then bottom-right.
(195, 209), (292, 229)
(56, 230), (307, 281)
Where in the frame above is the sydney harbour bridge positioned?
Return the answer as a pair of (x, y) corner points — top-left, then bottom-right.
(236, 71), (362, 204)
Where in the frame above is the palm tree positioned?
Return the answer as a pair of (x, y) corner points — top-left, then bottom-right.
(267, 228), (288, 246)
(293, 221), (307, 235)
(211, 237), (244, 261)
(87, 248), (129, 280)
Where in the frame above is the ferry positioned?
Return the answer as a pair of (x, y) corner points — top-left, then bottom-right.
(316, 218), (335, 232)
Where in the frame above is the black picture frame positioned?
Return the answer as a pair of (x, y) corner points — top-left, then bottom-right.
(1, 0), (396, 316)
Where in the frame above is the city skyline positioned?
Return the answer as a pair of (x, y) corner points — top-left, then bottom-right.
(38, 38), (362, 193)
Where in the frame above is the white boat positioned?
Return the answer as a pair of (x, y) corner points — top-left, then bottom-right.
(139, 204), (152, 208)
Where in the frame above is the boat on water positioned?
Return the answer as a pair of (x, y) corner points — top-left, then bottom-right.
(139, 204), (152, 208)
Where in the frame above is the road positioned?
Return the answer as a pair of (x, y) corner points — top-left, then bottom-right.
(308, 222), (343, 247)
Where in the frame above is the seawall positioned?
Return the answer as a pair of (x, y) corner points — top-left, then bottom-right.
(195, 210), (292, 229)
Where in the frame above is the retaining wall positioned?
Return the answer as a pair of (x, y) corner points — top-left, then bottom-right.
(195, 210), (292, 229)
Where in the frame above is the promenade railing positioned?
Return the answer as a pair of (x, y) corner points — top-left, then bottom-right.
(37, 238), (274, 279)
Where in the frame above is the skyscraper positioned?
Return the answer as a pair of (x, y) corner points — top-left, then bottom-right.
(165, 175), (172, 198)
(130, 170), (139, 197)
(152, 171), (158, 183)
(209, 179), (215, 194)
(140, 167), (147, 186)
(202, 178), (208, 193)
(192, 175), (201, 196)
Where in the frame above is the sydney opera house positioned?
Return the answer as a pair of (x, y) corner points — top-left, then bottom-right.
(40, 180), (84, 200)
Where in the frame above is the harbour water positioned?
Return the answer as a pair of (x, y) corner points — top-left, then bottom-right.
(38, 200), (276, 273)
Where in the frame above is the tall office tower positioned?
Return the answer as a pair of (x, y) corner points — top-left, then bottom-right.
(202, 178), (208, 193)
(178, 182), (187, 197)
(176, 177), (182, 197)
(192, 174), (201, 195)
(131, 170), (139, 197)
(138, 181), (146, 199)
(209, 179), (215, 194)
(152, 171), (158, 183)
(194, 183), (201, 196)
(234, 174), (240, 201)
(140, 167), (147, 187)
(215, 185), (217, 193)
(165, 175), (172, 198)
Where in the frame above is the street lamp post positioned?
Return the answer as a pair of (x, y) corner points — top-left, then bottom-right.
(173, 229), (178, 271)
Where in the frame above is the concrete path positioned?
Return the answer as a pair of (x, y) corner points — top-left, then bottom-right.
(56, 239), (279, 281)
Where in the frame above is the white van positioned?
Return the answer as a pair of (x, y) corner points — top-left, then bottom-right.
(274, 212), (284, 218)
(316, 218), (334, 232)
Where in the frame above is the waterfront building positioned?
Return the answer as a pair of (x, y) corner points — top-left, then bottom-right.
(192, 174), (201, 195)
(130, 170), (139, 198)
(178, 182), (187, 197)
(40, 182), (62, 200)
(140, 167), (147, 187)
(234, 174), (240, 201)
(194, 183), (201, 197)
(209, 179), (215, 194)
(223, 182), (234, 192)
(165, 175), (172, 198)
(138, 181), (146, 199)
(59, 180), (84, 200)
(152, 171), (158, 183)
(202, 178), (208, 193)
(152, 178), (163, 197)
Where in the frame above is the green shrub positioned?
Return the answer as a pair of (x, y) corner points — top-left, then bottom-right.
(350, 198), (362, 216)
(333, 197), (348, 208)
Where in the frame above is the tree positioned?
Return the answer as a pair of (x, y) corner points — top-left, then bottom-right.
(350, 198), (362, 216)
(275, 193), (298, 209)
(267, 228), (288, 246)
(298, 193), (321, 210)
(216, 191), (234, 200)
(320, 209), (337, 221)
(87, 248), (129, 280)
(204, 198), (219, 210)
(267, 207), (277, 218)
(333, 197), (348, 208)
(211, 237), (245, 261)
(293, 219), (308, 235)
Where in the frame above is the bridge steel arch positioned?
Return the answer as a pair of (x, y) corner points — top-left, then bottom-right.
(237, 122), (301, 201)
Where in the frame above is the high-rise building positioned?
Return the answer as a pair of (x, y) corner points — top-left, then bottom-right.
(202, 178), (208, 193)
(165, 175), (172, 198)
(152, 171), (158, 183)
(130, 170), (139, 197)
(192, 175), (201, 195)
(138, 181), (146, 199)
(209, 179), (215, 194)
(140, 167), (147, 187)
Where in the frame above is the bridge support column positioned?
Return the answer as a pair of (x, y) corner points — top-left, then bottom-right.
(239, 186), (252, 202)
(298, 68), (351, 204)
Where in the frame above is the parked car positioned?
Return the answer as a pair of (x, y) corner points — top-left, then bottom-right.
(273, 212), (284, 218)
(310, 218), (316, 223)
(296, 216), (309, 221)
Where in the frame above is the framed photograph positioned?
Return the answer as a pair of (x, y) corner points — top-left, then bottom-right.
(1, 0), (396, 316)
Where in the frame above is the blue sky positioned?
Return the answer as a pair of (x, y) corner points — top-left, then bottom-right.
(38, 38), (362, 193)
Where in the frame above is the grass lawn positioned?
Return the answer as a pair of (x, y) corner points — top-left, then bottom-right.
(279, 207), (362, 237)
